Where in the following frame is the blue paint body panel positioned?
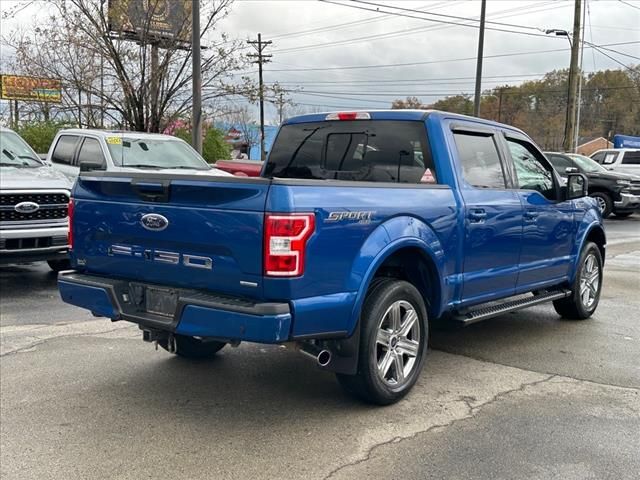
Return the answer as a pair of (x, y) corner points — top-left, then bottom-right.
(61, 110), (605, 343)
(176, 305), (291, 343)
(59, 280), (117, 319)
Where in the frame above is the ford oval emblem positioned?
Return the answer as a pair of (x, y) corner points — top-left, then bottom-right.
(15, 201), (40, 214)
(140, 213), (169, 231)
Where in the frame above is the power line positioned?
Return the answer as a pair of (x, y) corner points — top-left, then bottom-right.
(264, 42), (639, 72)
(589, 44), (640, 61)
(296, 86), (639, 97)
(267, 1), (454, 40)
(350, 0), (542, 31)
(272, 1), (560, 54)
(590, 45), (636, 71)
(318, 0), (564, 39)
(618, 0), (640, 11)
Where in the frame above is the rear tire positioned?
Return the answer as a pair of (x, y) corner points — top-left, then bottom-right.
(590, 192), (612, 218)
(553, 242), (603, 320)
(47, 259), (71, 272)
(336, 278), (428, 405)
(160, 334), (225, 359)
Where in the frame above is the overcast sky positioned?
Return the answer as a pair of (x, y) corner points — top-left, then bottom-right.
(1, 0), (639, 121)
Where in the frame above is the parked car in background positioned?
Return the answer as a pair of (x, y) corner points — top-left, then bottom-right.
(590, 148), (640, 176)
(546, 151), (640, 218)
(46, 129), (232, 180)
(0, 127), (72, 271)
(214, 159), (263, 177)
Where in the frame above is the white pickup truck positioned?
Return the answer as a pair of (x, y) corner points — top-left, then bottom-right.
(0, 127), (72, 271)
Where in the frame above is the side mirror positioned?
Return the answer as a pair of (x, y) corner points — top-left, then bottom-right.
(80, 161), (106, 172)
(566, 172), (588, 200)
(565, 167), (579, 174)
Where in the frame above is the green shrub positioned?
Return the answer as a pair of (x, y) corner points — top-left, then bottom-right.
(16, 121), (72, 154)
(173, 126), (230, 163)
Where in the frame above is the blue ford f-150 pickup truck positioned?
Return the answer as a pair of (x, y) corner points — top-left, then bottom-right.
(58, 110), (605, 404)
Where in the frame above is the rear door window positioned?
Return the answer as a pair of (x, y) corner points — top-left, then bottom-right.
(621, 151), (640, 165)
(77, 138), (106, 167)
(51, 135), (80, 165)
(453, 132), (506, 188)
(265, 120), (435, 184)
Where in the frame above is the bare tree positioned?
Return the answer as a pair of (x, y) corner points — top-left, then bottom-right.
(2, 0), (245, 132)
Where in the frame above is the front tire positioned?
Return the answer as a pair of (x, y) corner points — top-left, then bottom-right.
(590, 192), (612, 218)
(553, 242), (603, 320)
(337, 279), (428, 405)
(160, 334), (225, 359)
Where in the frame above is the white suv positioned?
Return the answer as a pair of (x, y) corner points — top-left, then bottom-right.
(590, 148), (640, 176)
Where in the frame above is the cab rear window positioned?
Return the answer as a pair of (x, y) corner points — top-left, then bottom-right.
(264, 120), (436, 184)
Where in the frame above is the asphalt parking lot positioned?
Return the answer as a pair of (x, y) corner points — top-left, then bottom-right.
(1, 217), (639, 480)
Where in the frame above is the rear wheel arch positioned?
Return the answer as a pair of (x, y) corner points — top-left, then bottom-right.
(372, 247), (441, 319)
(350, 240), (445, 333)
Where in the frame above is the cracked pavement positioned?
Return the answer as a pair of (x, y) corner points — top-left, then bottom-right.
(1, 217), (639, 479)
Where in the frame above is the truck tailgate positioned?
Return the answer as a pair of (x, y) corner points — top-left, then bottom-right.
(72, 174), (269, 298)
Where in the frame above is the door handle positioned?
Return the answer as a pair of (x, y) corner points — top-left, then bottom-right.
(468, 209), (487, 223)
(524, 209), (539, 221)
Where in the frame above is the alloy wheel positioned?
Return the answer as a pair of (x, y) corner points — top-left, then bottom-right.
(579, 253), (600, 309)
(375, 300), (421, 387)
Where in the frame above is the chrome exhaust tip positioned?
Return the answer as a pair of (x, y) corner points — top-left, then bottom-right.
(298, 343), (332, 367)
(317, 349), (331, 367)
(167, 334), (177, 354)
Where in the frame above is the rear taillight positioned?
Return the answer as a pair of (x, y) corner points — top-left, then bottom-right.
(67, 197), (74, 249)
(264, 213), (315, 277)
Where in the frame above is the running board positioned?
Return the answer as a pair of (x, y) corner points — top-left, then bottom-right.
(453, 289), (572, 325)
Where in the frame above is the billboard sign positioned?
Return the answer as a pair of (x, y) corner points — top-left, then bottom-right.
(108, 0), (192, 44)
(0, 75), (62, 103)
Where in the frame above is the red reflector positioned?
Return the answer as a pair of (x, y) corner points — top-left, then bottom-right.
(68, 197), (74, 249)
(264, 213), (315, 277)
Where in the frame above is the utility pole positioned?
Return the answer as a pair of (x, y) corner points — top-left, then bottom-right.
(564, 0), (582, 153)
(473, 0), (487, 117)
(497, 87), (504, 123)
(192, 0), (202, 153)
(248, 33), (272, 161)
(574, 2), (587, 153)
(278, 92), (285, 125)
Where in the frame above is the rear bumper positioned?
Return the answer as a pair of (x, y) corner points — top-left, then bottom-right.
(58, 272), (291, 343)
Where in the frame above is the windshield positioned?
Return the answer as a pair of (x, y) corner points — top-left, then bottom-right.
(567, 153), (608, 173)
(0, 130), (44, 168)
(106, 136), (210, 170)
